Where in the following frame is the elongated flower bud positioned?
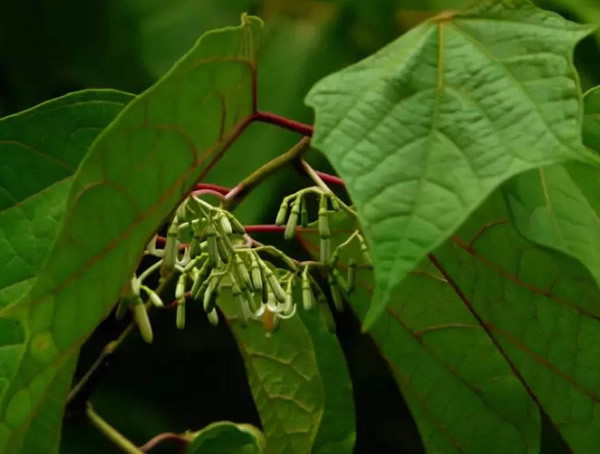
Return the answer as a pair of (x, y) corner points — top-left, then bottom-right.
(216, 237), (229, 263)
(142, 286), (164, 308)
(329, 195), (341, 212)
(260, 262), (287, 303)
(218, 213), (233, 235)
(203, 274), (219, 312)
(176, 301), (186, 330)
(301, 270), (313, 311)
(162, 221), (180, 274)
(206, 225), (219, 266)
(318, 194), (330, 238)
(133, 298), (153, 343)
(284, 198), (300, 240)
(190, 263), (209, 301)
(358, 234), (372, 265)
(300, 197), (309, 227)
(230, 216), (246, 234)
(250, 253), (263, 292)
(207, 308), (219, 326)
(275, 200), (288, 226)
(235, 255), (251, 290)
(175, 274), (187, 301)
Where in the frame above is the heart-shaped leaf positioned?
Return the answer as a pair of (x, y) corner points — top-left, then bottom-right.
(305, 0), (592, 327)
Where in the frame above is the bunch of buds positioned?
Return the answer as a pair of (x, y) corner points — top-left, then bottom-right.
(119, 189), (371, 343)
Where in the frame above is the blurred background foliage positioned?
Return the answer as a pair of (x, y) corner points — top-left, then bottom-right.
(0, 1), (597, 452)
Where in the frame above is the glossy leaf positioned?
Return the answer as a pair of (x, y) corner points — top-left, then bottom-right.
(0, 16), (262, 453)
(298, 216), (540, 454)
(220, 294), (324, 454)
(0, 90), (132, 453)
(185, 421), (264, 454)
(297, 305), (355, 454)
(305, 0), (592, 327)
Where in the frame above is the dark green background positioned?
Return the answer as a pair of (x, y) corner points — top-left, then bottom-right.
(0, 1), (596, 452)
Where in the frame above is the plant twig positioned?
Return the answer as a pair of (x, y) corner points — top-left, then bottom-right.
(299, 159), (357, 217)
(253, 111), (314, 136)
(67, 275), (175, 408)
(86, 403), (143, 454)
(315, 170), (345, 187)
(139, 432), (189, 452)
(223, 136), (311, 211)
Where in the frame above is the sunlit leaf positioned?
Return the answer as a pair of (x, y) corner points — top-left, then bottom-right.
(305, 0), (592, 327)
(220, 294), (324, 454)
(185, 421), (264, 454)
(0, 16), (262, 453)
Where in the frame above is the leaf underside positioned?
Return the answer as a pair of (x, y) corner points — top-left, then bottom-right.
(305, 0), (592, 327)
(185, 421), (265, 454)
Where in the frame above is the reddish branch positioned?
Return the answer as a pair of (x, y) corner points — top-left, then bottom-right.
(139, 432), (188, 452)
(315, 170), (345, 187)
(253, 111), (314, 137)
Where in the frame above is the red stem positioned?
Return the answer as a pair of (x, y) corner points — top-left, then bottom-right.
(315, 170), (345, 187)
(253, 111), (314, 137)
(139, 432), (188, 452)
(194, 183), (230, 194)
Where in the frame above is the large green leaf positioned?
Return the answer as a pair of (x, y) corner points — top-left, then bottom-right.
(0, 90), (132, 453)
(298, 217), (540, 454)
(0, 90), (133, 308)
(0, 16), (262, 453)
(297, 306), (355, 454)
(504, 85), (600, 291)
(305, 0), (592, 327)
(504, 163), (600, 289)
(185, 421), (264, 454)
(220, 295), (324, 454)
(428, 193), (600, 453)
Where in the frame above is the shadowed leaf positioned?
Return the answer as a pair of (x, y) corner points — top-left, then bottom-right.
(185, 421), (264, 454)
(0, 90), (132, 453)
(0, 16), (262, 453)
(298, 214), (540, 454)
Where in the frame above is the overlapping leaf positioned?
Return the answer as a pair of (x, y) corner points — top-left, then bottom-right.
(305, 0), (593, 326)
(0, 15), (263, 453)
(185, 421), (264, 454)
(0, 90), (132, 452)
(429, 193), (600, 454)
(220, 296), (324, 454)
(296, 307), (355, 454)
(298, 217), (540, 454)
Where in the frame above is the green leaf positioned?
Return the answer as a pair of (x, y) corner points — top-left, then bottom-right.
(0, 90), (133, 308)
(305, 0), (592, 327)
(504, 163), (600, 290)
(0, 16), (262, 453)
(185, 421), (264, 454)
(429, 193), (600, 454)
(297, 307), (355, 454)
(298, 217), (540, 454)
(583, 86), (600, 152)
(0, 90), (132, 453)
(220, 294), (325, 454)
